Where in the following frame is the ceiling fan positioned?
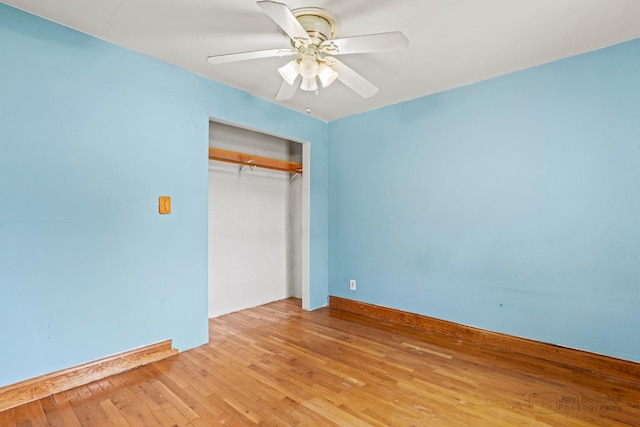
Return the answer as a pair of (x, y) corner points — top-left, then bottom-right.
(206, 1), (409, 101)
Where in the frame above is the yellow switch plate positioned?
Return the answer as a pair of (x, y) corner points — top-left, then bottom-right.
(159, 196), (171, 214)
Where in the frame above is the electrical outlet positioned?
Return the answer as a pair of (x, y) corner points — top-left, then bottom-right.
(349, 279), (356, 291)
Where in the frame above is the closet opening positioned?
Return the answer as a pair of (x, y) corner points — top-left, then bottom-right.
(207, 120), (310, 317)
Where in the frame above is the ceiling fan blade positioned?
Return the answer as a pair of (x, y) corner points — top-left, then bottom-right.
(321, 31), (409, 55)
(207, 48), (296, 64)
(275, 76), (300, 101)
(257, 1), (310, 42)
(330, 58), (379, 98)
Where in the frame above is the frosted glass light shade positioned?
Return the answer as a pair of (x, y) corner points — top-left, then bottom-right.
(318, 62), (338, 87)
(300, 76), (318, 91)
(278, 60), (299, 85)
(299, 55), (319, 79)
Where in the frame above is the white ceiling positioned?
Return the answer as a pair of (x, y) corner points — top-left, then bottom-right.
(4, 0), (640, 121)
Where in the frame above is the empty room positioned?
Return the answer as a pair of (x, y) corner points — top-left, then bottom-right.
(1, 1), (639, 426)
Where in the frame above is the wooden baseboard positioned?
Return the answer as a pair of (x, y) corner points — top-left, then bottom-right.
(329, 296), (640, 385)
(0, 340), (178, 412)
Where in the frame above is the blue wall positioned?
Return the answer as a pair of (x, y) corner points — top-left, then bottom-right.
(329, 39), (640, 362)
(0, 4), (328, 387)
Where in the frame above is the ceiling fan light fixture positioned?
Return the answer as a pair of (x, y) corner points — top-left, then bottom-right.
(278, 60), (299, 85)
(300, 76), (318, 92)
(318, 62), (338, 87)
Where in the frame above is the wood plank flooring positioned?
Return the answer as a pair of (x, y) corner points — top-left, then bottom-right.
(1, 298), (638, 426)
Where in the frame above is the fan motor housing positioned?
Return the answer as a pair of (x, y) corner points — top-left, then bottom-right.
(292, 7), (340, 46)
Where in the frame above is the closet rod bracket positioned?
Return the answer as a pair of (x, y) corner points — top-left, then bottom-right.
(239, 161), (256, 178)
(289, 173), (301, 183)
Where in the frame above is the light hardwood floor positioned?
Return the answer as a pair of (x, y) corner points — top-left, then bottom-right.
(1, 298), (638, 426)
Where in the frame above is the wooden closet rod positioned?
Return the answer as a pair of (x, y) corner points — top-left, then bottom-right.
(208, 147), (303, 174)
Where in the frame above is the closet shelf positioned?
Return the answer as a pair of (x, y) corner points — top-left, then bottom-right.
(208, 147), (303, 174)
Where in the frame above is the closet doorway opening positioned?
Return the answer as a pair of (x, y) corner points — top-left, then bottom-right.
(208, 120), (310, 317)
